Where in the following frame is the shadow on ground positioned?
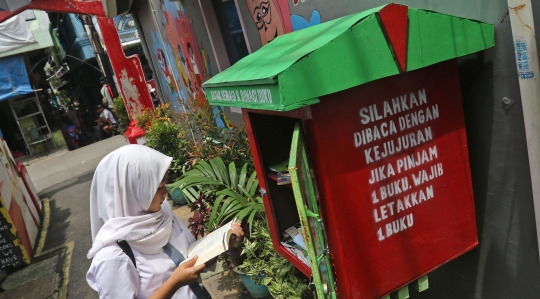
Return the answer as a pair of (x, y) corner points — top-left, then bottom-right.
(39, 170), (95, 200)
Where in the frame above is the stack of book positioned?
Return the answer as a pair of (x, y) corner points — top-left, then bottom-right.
(281, 223), (310, 266)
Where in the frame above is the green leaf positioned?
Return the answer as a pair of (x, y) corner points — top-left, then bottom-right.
(228, 162), (238, 192)
(209, 157), (229, 186)
(217, 189), (249, 204)
(245, 170), (256, 195)
(207, 194), (226, 230)
(218, 202), (242, 222)
(195, 160), (217, 180)
(247, 206), (261, 234)
(248, 171), (259, 195)
(238, 163), (248, 189)
(181, 187), (199, 203)
(176, 176), (223, 190)
(235, 205), (256, 221)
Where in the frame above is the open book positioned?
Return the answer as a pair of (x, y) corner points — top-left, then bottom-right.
(184, 219), (237, 266)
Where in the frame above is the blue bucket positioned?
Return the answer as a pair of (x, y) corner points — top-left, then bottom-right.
(168, 187), (187, 205)
(238, 273), (270, 298)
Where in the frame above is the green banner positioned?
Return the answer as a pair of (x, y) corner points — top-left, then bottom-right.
(206, 84), (281, 110)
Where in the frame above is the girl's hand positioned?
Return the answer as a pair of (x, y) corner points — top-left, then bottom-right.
(171, 256), (206, 287)
(149, 256), (206, 299)
(229, 222), (245, 247)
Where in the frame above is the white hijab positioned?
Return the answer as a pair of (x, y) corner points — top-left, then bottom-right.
(88, 144), (173, 259)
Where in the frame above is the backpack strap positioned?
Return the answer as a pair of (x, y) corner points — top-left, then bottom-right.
(117, 240), (136, 268)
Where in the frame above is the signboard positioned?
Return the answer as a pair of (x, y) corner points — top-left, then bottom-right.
(0, 138), (36, 268)
(311, 59), (477, 298)
(0, 189), (26, 269)
(114, 14), (140, 45)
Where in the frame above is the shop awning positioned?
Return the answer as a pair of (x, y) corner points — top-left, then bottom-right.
(0, 55), (34, 102)
(203, 3), (495, 111)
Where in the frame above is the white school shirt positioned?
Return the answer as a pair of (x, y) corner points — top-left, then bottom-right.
(86, 216), (198, 299)
(100, 109), (117, 124)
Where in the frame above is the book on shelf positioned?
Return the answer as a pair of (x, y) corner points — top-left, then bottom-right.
(281, 223), (310, 266)
(282, 236), (310, 266)
(182, 218), (238, 266)
(277, 172), (291, 185)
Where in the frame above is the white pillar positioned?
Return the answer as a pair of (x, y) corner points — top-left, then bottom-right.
(507, 0), (540, 261)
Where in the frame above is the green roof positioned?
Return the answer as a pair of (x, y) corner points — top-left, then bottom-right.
(203, 4), (495, 111)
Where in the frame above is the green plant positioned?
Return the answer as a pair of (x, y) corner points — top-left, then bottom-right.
(144, 120), (191, 180)
(239, 220), (310, 299)
(113, 96), (130, 133)
(169, 157), (264, 233)
(187, 193), (216, 239)
(189, 124), (252, 167)
(178, 97), (252, 167)
(134, 107), (156, 130)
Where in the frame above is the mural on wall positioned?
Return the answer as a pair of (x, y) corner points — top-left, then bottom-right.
(157, 48), (176, 93)
(289, 0), (321, 31)
(245, 0), (321, 45)
(149, 0), (227, 127)
(245, 0), (293, 45)
(154, 0), (213, 107)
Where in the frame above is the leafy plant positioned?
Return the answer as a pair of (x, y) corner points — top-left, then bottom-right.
(145, 120), (191, 181)
(178, 97), (252, 167)
(134, 107), (157, 130)
(187, 193), (216, 239)
(239, 220), (310, 299)
(189, 124), (252, 167)
(155, 102), (174, 120)
(169, 157), (264, 233)
(113, 96), (130, 133)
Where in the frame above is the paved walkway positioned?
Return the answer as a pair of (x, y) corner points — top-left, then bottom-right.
(23, 136), (128, 193)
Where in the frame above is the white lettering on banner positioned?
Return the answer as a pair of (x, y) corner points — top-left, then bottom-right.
(257, 89), (273, 104)
(240, 90), (258, 103)
(221, 90), (237, 101)
(210, 90), (222, 101)
(211, 88), (274, 105)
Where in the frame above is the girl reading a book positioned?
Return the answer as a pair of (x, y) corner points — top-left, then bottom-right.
(86, 145), (243, 299)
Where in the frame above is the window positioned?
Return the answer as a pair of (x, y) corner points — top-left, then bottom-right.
(211, 0), (249, 65)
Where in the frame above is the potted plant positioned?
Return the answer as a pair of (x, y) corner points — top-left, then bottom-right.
(169, 157), (265, 233)
(239, 220), (311, 299)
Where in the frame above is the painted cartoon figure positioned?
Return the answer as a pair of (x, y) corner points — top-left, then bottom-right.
(175, 13), (207, 97)
(200, 42), (212, 80)
(187, 42), (203, 88)
(245, 0), (292, 45)
(175, 44), (192, 94)
(157, 48), (175, 92)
